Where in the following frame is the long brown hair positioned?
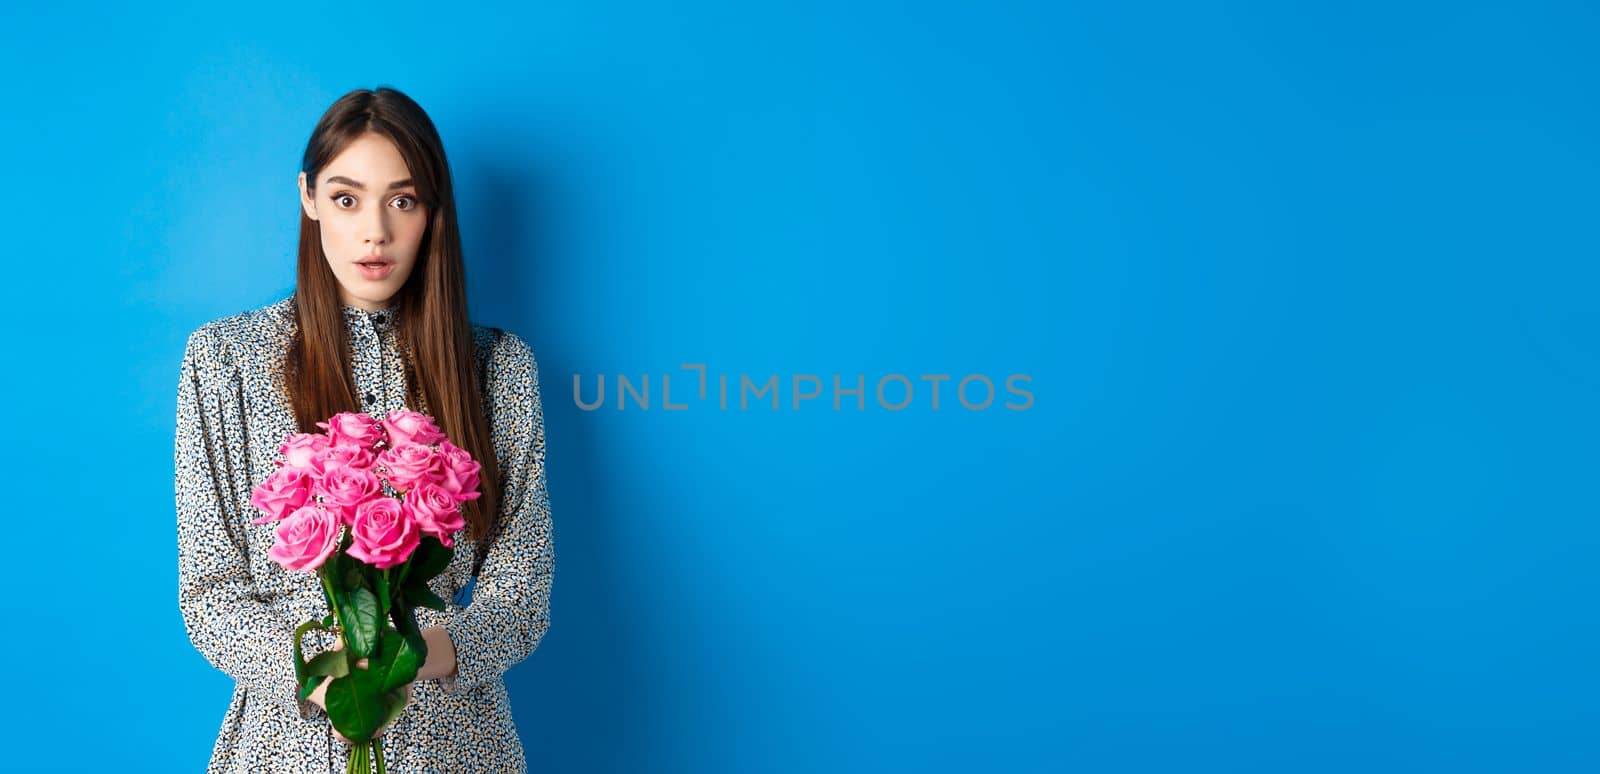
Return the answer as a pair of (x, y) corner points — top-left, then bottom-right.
(285, 86), (501, 544)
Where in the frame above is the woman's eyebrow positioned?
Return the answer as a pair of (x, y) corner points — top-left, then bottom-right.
(323, 175), (415, 190)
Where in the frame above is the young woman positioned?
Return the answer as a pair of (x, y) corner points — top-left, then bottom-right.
(174, 86), (555, 772)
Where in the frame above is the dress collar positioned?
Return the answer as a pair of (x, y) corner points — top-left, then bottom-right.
(340, 300), (401, 334)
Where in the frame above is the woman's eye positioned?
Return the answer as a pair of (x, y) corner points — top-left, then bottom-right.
(333, 194), (356, 208)
(392, 195), (417, 211)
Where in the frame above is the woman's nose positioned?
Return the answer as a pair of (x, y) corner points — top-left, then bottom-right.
(364, 210), (390, 245)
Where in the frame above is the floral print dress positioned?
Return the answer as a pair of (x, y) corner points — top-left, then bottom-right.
(175, 294), (555, 772)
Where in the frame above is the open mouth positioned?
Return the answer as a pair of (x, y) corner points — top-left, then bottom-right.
(357, 260), (395, 279)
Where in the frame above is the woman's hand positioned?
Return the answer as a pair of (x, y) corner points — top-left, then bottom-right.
(305, 633), (414, 745)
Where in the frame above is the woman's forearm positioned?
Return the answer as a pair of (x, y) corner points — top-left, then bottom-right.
(418, 625), (459, 682)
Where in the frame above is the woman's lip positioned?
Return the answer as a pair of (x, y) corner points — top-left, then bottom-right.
(357, 261), (395, 280)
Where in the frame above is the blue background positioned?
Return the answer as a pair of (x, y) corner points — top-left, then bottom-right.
(2, 1), (1596, 771)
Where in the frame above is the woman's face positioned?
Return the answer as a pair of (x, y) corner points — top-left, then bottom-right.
(298, 132), (429, 311)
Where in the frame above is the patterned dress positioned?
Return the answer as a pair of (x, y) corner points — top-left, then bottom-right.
(174, 293), (555, 772)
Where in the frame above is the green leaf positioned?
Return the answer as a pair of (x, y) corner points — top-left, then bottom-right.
(402, 628), (429, 673)
(337, 552), (363, 592)
(379, 686), (409, 732)
(394, 556), (412, 591)
(306, 650), (351, 679)
(398, 536), (452, 613)
(389, 591), (418, 636)
(405, 582), (448, 611)
(389, 592), (433, 664)
(324, 671), (385, 743)
(340, 586), (382, 658)
(331, 559), (350, 593)
(292, 618), (329, 687)
(366, 629), (422, 692)
(375, 568), (392, 622)
(296, 650), (352, 702)
(407, 537), (453, 584)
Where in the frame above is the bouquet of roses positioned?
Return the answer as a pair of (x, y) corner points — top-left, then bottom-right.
(249, 410), (481, 774)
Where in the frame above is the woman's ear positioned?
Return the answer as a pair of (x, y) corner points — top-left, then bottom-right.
(298, 171), (319, 222)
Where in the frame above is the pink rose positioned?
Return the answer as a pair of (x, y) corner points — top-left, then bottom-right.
(317, 411), (384, 450)
(250, 467), (314, 525)
(347, 497), (420, 569)
(278, 433), (330, 470)
(405, 481), (467, 546)
(434, 440), (483, 502)
(311, 444), (377, 477)
(267, 505), (342, 572)
(382, 410), (445, 447)
(314, 466), (383, 526)
(377, 442), (441, 492)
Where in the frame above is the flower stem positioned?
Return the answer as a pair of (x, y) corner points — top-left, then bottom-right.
(320, 569), (342, 626)
(374, 737), (387, 773)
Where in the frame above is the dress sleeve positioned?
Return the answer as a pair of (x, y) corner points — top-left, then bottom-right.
(440, 331), (556, 695)
(175, 325), (318, 720)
